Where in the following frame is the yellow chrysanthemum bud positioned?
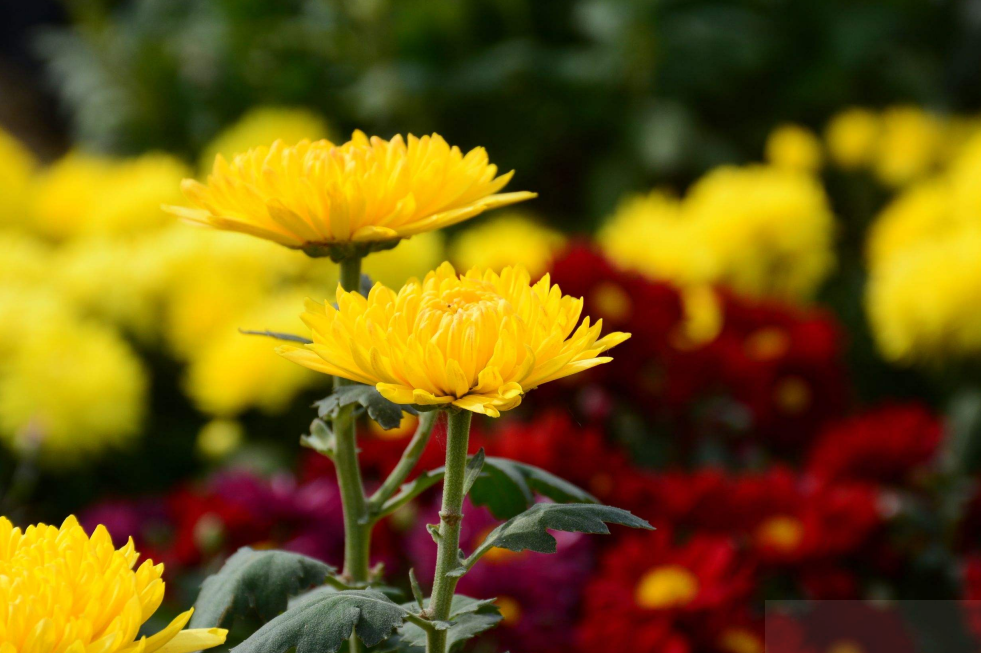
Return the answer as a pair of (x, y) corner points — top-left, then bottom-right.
(0, 515), (227, 653)
(199, 106), (331, 173)
(765, 123), (823, 172)
(196, 418), (245, 459)
(450, 213), (566, 279)
(866, 228), (981, 362)
(278, 263), (630, 417)
(168, 132), (536, 259)
(825, 108), (880, 169)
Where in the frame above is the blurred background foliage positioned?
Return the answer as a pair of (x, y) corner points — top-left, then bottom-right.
(16, 0), (981, 224)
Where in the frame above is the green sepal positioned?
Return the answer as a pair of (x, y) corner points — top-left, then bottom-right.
(300, 239), (401, 262)
(239, 329), (313, 344)
(300, 418), (335, 457)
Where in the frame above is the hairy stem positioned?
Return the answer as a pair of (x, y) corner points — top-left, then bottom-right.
(333, 257), (368, 653)
(426, 409), (472, 653)
(368, 410), (439, 514)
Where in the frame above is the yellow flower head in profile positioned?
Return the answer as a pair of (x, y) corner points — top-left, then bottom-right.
(279, 263), (630, 417)
(169, 131), (536, 259)
(0, 515), (226, 653)
(765, 123), (823, 172)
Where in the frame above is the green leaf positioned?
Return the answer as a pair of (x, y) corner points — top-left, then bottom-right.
(239, 329), (313, 344)
(467, 503), (653, 564)
(408, 568), (425, 610)
(300, 418), (335, 457)
(232, 588), (410, 653)
(189, 547), (337, 628)
(314, 384), (416, 430)
(470, 457), (599, 519)
(463, 448), (485, 495)
(397, 596), (502, 651)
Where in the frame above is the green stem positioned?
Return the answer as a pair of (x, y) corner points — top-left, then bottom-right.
(333, 257), (368, 653)
(426, 409), (472, 653)
(368, 411), (439, 514)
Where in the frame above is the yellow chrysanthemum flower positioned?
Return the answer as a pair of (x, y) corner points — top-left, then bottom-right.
(873, 106), (943, 187)
(186, 291), (324, 416)
(866, 178), (956, 268)
(450, 213), (566, 279)
(598, 191), (716, 286)
(866, 228), (981, 362)
(825, 108), (880, 169)
(278, 263), (630, 417)
(0, 314), (146, 461)
(0, 128), (37, 228)
(32, 153), (187, 239)
(199, 106), (331, 173)
(765, 123), (823, 172)
(168, 132), (536, 259)
(0, 515), (226, 653)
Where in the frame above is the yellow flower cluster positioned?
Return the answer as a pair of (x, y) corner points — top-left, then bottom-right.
(865, 129), (981, 363)
(600, 165), (835, 301)
(823, 106), (977, 186)
(0, 111), (451, 462)
(278, 263), (629, 417)
(0, 515), (226, 653)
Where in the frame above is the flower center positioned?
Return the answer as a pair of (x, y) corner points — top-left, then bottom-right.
(756, 515), (805, 552)
(774, 376), (811, 414)
(828, 641), (864, 653)
(590, 282), (632, 322)
(745, 327), (790, 361)
(718, 629), (764, 653)
(635, 565), (700, 609)
(495, 596), (523, 626)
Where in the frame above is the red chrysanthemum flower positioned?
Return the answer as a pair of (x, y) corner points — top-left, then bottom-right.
(700, 608), (809, 653)
(807, 404), (943, 484)
(799, 602), (918, 653)
(709, 291), (848, 446)
(577, 529), (754, 653)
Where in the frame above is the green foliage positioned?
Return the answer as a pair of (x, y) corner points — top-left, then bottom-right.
(189, 547), (337, 628)
(232, 588), (413, 653)
(314, 383), (416, 430)
(400, 597), (502, 651)
(469, 456), (599, 519)
(468, 503), (653, 563)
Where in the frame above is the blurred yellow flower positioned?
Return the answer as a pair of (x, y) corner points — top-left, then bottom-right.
(867, 228), (981, 362)
(279, 263), (629, 417)
(0, 230), (50, 287)
(602, 167), (835, 301)
(0, 515), (227, 653)
(873, 106), (943, 187)
(32, 153), (188, 239)
(947, 129), (981, 223)
(765, 123), (823, 172)
(199, 106), (331, 173)
(196, 418), (245, 459)
(866, 179), (955, 268)
(825, 108), (880, 169)
(0, 128), (37, 228)
(684, 165), (836, 300)
(0, 315), (147, 461)
(598, 191), (715, 286)
(186, 291), (323, 416)
(450, 213), (565, 278)
(169, 132), (535, 257)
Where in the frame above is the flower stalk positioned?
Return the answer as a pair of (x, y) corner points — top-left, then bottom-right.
(369, 410), (439, 514)
(332, 256), (369, 653)
(426, 409), (472, 653)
